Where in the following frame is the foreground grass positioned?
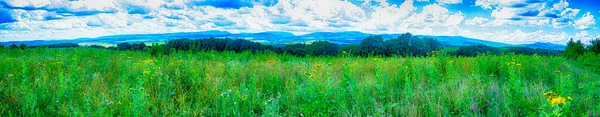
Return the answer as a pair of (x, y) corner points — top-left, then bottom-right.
(0, 48), (599, 116)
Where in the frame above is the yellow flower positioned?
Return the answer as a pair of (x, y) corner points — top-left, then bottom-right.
(567, 96), (572, 100)
(489, 74), (494, 77)
(516, 63), (521, 66)
(342, 51), (348, 55)
(550, 96), (566, 106)
(566, 74), (570, 78)
(555, 70), (561, 73)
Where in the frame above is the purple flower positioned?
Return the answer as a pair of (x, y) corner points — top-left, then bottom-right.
(491, 85), (499, 93)
(499, 98), (503, 102)
(470, 104), (477, 110)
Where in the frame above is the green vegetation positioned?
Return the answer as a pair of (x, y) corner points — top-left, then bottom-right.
(1, 35), (599, 116)
(0, 47), (599, 116)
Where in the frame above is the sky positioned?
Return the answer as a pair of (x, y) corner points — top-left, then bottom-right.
(0, 0), (599, 45)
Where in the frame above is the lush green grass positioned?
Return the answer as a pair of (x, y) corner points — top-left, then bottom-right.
(0, 48), (598, 116)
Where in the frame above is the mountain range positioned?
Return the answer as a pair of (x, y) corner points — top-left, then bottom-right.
(0, 31), (566, 50)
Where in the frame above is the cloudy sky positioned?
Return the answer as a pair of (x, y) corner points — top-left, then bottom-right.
(0, 0), (599, 44)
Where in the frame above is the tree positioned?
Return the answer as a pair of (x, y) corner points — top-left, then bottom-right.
(455, 44), (500, 57)
(384, 34), (411, 56)
(117, 43), (132, 51)
(340, 44), (360, 56)
(9, 44), (17, 49)
(359, 35), (385, 56)
(0, 44), (4, 49)
(150, 43), (166, 56)
(18, 44), (27, 50)
(563, 38), (585, 59)
(588, 38), (600, 54)
(284, 43), (307, 56)
(307, 40), (338, 56)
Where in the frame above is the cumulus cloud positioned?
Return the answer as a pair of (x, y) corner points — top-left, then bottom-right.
(573, 12), (596, 30)
(464, 16), (490, 27)
(0, 0), (597, 46)
(475, 0), (497, 10)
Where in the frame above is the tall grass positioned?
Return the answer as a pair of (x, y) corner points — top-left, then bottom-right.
(0, 48), (598, 116)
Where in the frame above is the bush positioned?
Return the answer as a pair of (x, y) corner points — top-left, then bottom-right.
(588, 38), (600, 54)
(150, 43), (166, 56)
(19, 44), (27, 50)
(8, 44), (17, 49)
(563, 39), (585, 60)
(340, 44), (360, 56)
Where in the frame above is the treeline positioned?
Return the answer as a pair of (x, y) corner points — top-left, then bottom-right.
(2, 43), (79, 50)
(2, 33), (575, 58)
(115, 33), (443, 57)
(563, 38), (600, 59)
(452, 44), (562, 57)
(331, 33), (442, 57)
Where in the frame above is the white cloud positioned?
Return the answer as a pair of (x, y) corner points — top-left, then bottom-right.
(460, 29), (571, 44)
(464, 16), (490, 27)
(0, 0), (596, 46)
(573, 12), (596, 30)
(475, 0), (498, 10)
(436, 0), (462, 4)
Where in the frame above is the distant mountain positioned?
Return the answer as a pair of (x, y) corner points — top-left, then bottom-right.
(0, 31), (566, 50)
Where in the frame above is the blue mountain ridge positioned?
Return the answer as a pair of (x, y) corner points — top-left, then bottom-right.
(0, 31), (566, 50)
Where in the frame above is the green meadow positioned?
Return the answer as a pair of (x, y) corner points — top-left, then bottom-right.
(1, 48), (598, 116)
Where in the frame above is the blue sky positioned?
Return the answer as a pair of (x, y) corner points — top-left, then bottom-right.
(0, 0), (598, 45)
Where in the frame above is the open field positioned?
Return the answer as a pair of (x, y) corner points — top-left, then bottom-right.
(0, 48), (599, 116)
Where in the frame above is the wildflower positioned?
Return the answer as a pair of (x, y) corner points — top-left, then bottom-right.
(470, 104), (477, 111)
(491, 85), (498, 92)
(449, 60), (454, 63)
(550, 96), (566, 106)
(516, 63), (521, 66)
(566, 74), (571, 78)
(489, 74), (494, 77)
(567, 96), (572, 100)
(555, 69), (561, 73)
(342, 51), (348, 55)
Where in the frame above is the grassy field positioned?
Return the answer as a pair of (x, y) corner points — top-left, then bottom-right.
(0, 48), (599, 116)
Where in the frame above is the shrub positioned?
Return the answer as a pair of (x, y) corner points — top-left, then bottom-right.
(563, 39), (585, 60)
(588, 38), (600, 54)
(340, 44), (360, 56)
